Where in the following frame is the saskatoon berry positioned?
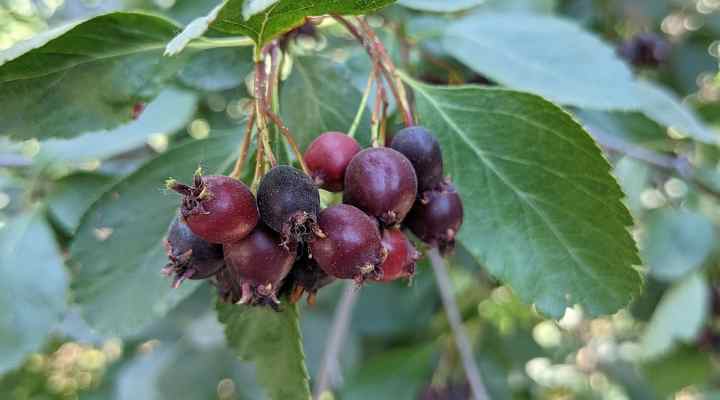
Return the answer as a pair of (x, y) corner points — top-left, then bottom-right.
(344, 148), (418, 226)
(390, 126), (444, 193)
(618, 33), (670, 68)
(257, 165), (323, 244)
(405, 183), (463, 254)
(304, 132), (361, 192)
(162, 215), (224, 288)
(375, 228), (420, 283)
(287, 251), (335, 305)
(222, 224), (297, 308)
(309, 204), (386, 283)
(167, 170), (259, 244)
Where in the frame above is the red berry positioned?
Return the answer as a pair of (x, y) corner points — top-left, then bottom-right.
(344, 148), (418, 226)
(162, 215), (224, 288)
(221, 224), (297, 308)
(375, 228), (420, 283)
(257, 165), (323, 244)
(309, 204), (386, 283)
(405, 183), (463, 254)
(304, 132), (361, 192)
(132, 102), (145, 119)
(168, 170), (259, 244)
(391, 126), (444, 193)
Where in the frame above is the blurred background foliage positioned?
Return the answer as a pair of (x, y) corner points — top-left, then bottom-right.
(1, 0), (720, 399)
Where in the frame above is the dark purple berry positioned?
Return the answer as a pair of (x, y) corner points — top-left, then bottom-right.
(287, 252), (335, 305)
(375, 228), (420, 283)
(257, 165), (323, 244)
(304, 132), (361, 192)
(167, 169), (259, 244)
(405, 183), (463, 254)
(309, 204), (386, 283)
(618, 33), (670, 68)
(344, 148), (418, 226)
(221, 224), (297, 308)
(162, 215), (224, 288)
(391, 126), (444, 193)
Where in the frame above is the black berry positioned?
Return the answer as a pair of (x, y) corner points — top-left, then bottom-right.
(405, 183), (463, 254)
(162, 215), (224, 288)
(391, 126), (444, 193)
(304, 132), (361, 192)
(618, 33), (670, 68)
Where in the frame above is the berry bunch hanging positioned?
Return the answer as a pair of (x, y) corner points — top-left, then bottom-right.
(159, 16), (464, 310)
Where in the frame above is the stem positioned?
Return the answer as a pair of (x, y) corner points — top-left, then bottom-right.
(264, 108), (310, 175)
(255, 60), (277, 168)
(251, 130), (265, 192)
(428, 248), (490, 400)
(229, 108), (256, 179)
(347, 70), (375, 139)
(314, 282), (360, 399)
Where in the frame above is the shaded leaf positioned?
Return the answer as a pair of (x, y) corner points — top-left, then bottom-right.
(178, 47), (254, 91)
(164, 1), (227, 56)
(403, 77), (641, 317)
(398, 0), (484, 12)
(47, 172), (116, 235)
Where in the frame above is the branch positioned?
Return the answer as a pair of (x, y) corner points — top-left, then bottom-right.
(428, 247), (490, 400)
(313, 282), (360, 399)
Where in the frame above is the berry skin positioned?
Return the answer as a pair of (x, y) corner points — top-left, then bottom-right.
(405, 183), (463, 254)
(304, 132), (361, 192)
(167, 170), (259, 244)
(390, 126), (444, 193)
(375, 228), (420, 283)
(287, 251), (335, 305)
(309, 204), (386, 283)
(162, 215), (224, 288)
(222, 224), (297, 308)
(344, 148), (418, 226)
(618, 33), (670, 68)
(257, 165), (324, 244)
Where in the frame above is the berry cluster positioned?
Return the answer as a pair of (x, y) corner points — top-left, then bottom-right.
(162, 127), (463, 309)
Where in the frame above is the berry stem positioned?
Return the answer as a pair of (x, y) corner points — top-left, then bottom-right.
(347, 69), (375, 139)
(251, 124), (266, 192)
(254, 59), (278, 168)
(229, 106), (256, 180)
(314, 282), (360, 399)
(428, 247), (490, 400)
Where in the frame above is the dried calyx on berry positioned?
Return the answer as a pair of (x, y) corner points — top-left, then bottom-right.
(162, 215), (225, 288)
(344, 147), (418, 226)
(405, 182), (464, 254)
(257, 165), (324, 245)
(391, 126), (444, 193)
(286, 251), (335, 305)
(167, 168), (259, 244)
(310, 204), (387, 284)
(221, 224), (297, 309)
(304, 132), (361, 192)
(375, 228), (420, 283)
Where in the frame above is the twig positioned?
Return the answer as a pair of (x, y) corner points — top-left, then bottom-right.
(428, 248), (489, 400)
(229, 107), (256, 179)
(263, 109), (310, 175)
(314, 282), (360, 399)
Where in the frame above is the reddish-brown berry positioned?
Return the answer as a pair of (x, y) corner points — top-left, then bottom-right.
(375, 228), (420, 283)
(309, 204), (386, 283)
(344, 148), (418, 226)
(304, 132), (361, 192)
(405, 183), (463, 253)
(162, 215), (224, 288)
(221, 224), (297, 309)
(167, 170), (259, 244)
(391, 126), (444, 193)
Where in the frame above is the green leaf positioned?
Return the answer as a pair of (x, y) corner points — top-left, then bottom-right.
(575, 110), (674, 151)
(398, 0), (484, 12)
(402, 77), (642, 317)
(443, 13), (639, 110)
(178, 48), (254, 91)
(217, 302), (311, 400)
(634, 80), (717, 145)
(69, 133), (242, 336)
(281, 55), (371, 149)
(242, 0), (281, 19)
(642, 347), (713, 397)
(164, 2), (228, 56)
(47, 172), (116, 235)
(210, 0), (397, 48)
(641, 209), (715, 282)
(641, 273), (709, 359)
(0, 12), (187, 140)
(0, 208), (68, 374)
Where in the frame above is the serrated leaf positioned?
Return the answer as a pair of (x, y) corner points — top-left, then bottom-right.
(217, 302), (311, 400)
(642, 209), (715, 282)
(47, 172), (116, 235)
(210, 0), (396, 48)
(0, 208), (68, 374)
(403, 77), (641, 317)
(281, 55), (371, 149)
(443, 13), (639, 110)
(398, 0), (484, 12)
(0, 12), (186, 140)
(641, 273), (709, 359)
(69, 133), (242, 336)
(634, 80), (717, 145)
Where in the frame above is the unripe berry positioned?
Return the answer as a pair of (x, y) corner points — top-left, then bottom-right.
(344, 148), (418, 226)
(391, 126), (444, 193)
(162, 216), (224, 288)
(304, 132), (361, 192)
(405, 183), (463, 254)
